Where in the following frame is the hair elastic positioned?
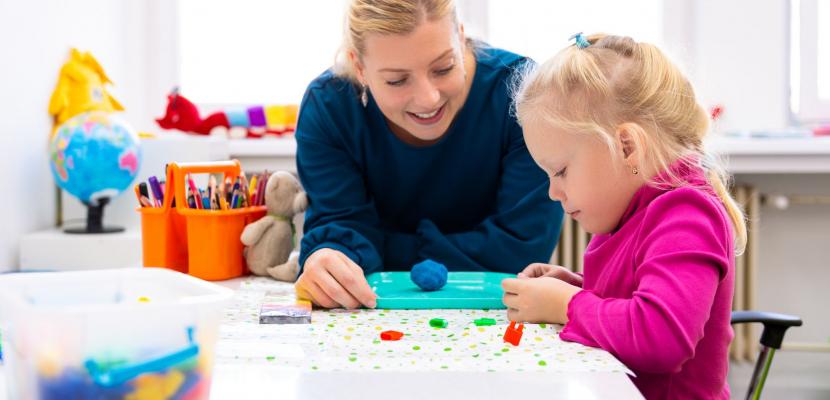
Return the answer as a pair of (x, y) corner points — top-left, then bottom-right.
(570, 32), (590, 49)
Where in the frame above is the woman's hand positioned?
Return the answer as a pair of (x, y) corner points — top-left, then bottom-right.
(295, 248), (377, 309)
(502, 277), (581, 324)
(517, 263), (583, 287)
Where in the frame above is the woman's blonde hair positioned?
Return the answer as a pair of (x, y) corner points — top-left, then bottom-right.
(514, 34), (747, 255)
(333, 0), (460, 82)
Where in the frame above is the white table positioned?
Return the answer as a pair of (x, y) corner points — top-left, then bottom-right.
(0, 277), (644, 400)
(206, 277), (643, 399)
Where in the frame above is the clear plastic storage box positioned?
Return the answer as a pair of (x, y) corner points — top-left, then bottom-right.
(0, 268), (233, 399)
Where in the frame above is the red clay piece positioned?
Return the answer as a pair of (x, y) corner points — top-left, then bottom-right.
(503, 321), (524, 346)
(380, 330), (404, 341)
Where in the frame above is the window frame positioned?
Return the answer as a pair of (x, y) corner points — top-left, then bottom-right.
(792, 0), (830, 122)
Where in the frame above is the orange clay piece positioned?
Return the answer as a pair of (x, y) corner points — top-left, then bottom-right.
(503, 321), (524, 346)
(380, 330), (404, 341)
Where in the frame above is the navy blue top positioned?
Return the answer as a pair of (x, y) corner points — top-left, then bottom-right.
(295, 46), (564, 274)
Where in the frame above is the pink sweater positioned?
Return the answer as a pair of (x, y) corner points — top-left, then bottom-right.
(559, 162), (735, 399)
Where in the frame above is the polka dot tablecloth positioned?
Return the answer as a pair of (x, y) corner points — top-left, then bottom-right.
(215, 277), (631, 375)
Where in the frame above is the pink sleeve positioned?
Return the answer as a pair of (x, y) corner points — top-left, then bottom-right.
(559, 190), (732, 374)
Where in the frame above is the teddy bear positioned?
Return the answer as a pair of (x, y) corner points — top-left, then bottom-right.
(241, 171), (307, 281)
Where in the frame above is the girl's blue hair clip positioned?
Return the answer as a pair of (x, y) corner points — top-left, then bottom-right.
(570, 32), (590, 49)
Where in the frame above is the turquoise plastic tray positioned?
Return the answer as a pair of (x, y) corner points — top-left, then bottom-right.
(367, 271), (512, 309)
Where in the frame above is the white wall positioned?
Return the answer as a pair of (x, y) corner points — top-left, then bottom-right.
(0, 0), (175, 272)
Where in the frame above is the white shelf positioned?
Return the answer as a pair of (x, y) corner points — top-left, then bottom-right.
(226, 135), (830, 175)
(705, 136), (830, 174)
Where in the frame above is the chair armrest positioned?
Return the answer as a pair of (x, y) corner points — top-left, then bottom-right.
(731, 310), (803, 349)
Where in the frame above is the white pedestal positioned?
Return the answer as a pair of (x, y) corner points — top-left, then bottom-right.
(19, 228), (142, 271)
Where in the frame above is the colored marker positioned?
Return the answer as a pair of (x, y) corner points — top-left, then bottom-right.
(240, 174), (250, 206)
(148, 176), (164, 207)
(209, 175), (218, 210)
(230, 178), (241, 209)
(187, 174), (202, 209)
(248, 175), (258, 206)
(224, 177), (233, 205)
(138, 182), (150, 200)
(134, 185), (145, 207)
(139, 196), (153, 208)
(256, 172), (268, 206)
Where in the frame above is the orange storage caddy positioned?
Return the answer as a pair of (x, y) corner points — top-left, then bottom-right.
(138, 160), (266, 280)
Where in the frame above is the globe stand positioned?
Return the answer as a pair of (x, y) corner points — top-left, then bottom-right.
(65, 197), (124, 234)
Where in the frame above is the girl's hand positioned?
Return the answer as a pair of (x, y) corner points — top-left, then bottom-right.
(517, 263), (584, 287)
(295, 248), (377, 309)
(501, 277), (582, 324)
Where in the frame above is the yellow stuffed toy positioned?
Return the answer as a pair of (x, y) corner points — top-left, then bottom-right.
(48, 48), (124, 135)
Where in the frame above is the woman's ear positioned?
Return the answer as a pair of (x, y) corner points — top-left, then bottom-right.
(348, 50), (366, 85)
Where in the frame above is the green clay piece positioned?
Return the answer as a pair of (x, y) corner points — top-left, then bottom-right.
(430, 318), (448, 328)
(474, 318), (496, 326)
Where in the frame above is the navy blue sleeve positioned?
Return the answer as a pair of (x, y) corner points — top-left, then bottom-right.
(416, 117), (563, 273)
(296, 90), (385, 274)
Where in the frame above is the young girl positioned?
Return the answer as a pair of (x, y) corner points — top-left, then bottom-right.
(502, 33), (746, 399)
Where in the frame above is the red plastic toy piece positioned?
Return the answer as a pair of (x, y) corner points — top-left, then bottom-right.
(503, 321), (524, 346)
(380, 330), (404, 341)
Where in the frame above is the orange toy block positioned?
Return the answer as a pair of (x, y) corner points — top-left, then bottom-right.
(380, 330), (404, 341)
(503, 321), (524, 346)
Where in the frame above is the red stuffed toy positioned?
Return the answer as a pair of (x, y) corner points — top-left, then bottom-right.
(155, 88), (297, 138)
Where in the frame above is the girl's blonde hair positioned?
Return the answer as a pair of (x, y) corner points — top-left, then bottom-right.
(514, 34), (747, 255)
(333, 0), (460, 82)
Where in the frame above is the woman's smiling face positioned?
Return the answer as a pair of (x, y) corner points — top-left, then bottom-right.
(355, 15), (473, 144)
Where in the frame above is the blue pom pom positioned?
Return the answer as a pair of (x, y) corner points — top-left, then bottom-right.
(410, 259), (448, 291)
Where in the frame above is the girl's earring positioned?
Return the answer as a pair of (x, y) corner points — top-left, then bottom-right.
(361, 84), (368, 108)
(632, 166), (639, 175)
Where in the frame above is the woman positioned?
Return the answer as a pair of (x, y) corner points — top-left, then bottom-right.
(295, 0), (563, 309)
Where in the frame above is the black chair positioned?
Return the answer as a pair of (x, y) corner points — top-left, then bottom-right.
(731, 310), (803, 400)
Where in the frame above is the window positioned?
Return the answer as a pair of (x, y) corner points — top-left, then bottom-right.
(791, 0), (830, 122)
(178, 0), (347, 106)
(479, 0), (663, 64)
(177, 0), (664, 108)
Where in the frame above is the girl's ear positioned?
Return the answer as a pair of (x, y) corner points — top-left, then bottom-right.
(615, 122), (646, 164)
(348, 50), (366, 85)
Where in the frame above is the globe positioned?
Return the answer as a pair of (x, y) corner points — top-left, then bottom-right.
(50, 111), (142, 233)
